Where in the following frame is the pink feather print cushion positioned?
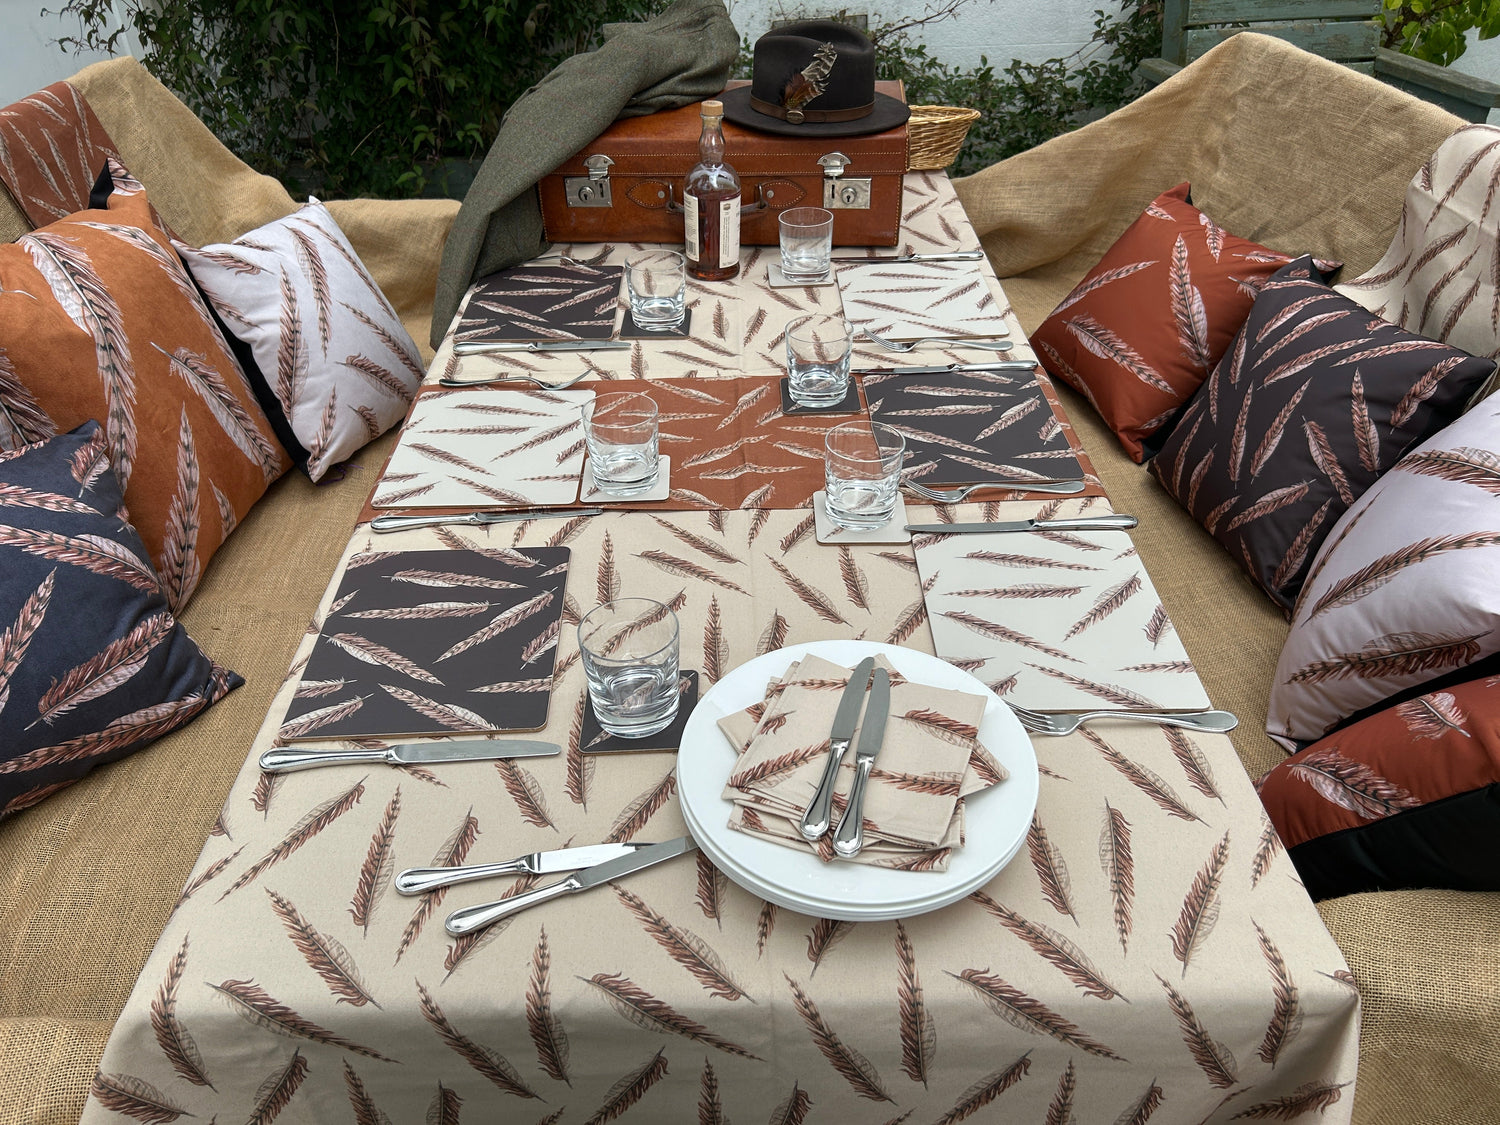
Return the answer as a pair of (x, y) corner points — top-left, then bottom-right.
(176, 198), (425, 482)
(1270, 394), (1500, 744)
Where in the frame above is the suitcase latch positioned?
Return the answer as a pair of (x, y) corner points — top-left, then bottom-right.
(565, 155), (614, 207)
(819, 152), (871, 210)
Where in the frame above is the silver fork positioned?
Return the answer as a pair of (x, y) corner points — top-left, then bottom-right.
(861, 326), (1014, 353)
(534, 248), (611, 267)
(1007, 704), (1239, 736)
(439, 368), (589, 390)
(902, 479), (1085, 501)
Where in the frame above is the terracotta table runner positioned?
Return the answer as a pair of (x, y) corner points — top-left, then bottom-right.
(82, 173), (1358, 1125)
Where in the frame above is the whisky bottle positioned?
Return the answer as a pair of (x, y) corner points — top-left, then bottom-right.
(683, 99), (741, 281)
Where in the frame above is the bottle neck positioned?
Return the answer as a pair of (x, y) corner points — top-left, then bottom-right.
(698, 114), (725, 165)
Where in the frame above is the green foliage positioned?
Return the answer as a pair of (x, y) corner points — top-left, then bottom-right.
(48, 0), (670, 197)
(52, 0), (1161, 194)
(1383, 0), (1500, 66)
(737, 2), (1163, 177)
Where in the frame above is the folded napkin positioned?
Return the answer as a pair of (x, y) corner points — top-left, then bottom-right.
(717, 654), (1003, 868)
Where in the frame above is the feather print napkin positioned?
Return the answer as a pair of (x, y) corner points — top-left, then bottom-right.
(716, 654), (1001, 867)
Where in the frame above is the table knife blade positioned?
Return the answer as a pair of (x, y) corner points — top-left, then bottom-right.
(453, 339), (630, 355)
(904, 514), (1138, 534)
(798, 656), (875, 841)
(258, 739), (560, 773)
(370, 508), (602, 533)
(444, 836), (697, 934)
(856, 361), (1038, 376)
(833, 668), (891, 858)
(395, 841), (652, 895)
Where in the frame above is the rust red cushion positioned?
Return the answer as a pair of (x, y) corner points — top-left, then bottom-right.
(1257, 674), (1500, 899)
(0, 179), (290, 610)
(1030, 183), (1325, 461)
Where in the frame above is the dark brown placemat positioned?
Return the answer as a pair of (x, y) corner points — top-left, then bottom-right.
(454, 261), (622, 345)
(277, 546), (570, 741)
(863, 366), (1084, 486)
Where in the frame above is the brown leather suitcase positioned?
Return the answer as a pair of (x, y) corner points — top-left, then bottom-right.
(538, 81), (907, 248)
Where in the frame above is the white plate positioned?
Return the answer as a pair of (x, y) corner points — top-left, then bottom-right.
(675, 640), (1039, 921)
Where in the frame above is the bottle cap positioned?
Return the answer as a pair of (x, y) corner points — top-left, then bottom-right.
(702, 99), (724, 115)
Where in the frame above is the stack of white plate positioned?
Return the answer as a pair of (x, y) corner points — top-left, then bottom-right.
(675, 640), (1039, 922)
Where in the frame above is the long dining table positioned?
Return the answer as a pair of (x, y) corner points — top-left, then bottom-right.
(82, 171), (1360, 1125)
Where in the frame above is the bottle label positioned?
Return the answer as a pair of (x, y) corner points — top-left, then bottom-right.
(684, 194), (700, 263)
(718, 198), (740, 269)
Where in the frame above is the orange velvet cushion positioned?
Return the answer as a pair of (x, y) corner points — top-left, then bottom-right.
(1030, 183), (1323, 461)
(0, 183), (290, 610)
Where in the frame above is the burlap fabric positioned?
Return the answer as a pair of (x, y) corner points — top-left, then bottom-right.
(0, 55), (446, 1125)
(68, 57), (458, 361)
(954, 33), (1499, 1125)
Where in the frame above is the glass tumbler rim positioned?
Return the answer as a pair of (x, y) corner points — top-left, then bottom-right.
(824, 418), (906, 463)
(577, 596), (680, 662)
(626, 248), (687, 268)
(786, 312), (853, 341)
(778, 205), (834, 228)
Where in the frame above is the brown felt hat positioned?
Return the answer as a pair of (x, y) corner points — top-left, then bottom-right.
(720, 20), (911, 138)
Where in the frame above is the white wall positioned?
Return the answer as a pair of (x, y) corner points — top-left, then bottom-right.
(726, 0), (1114, 69)
(3, 0), (1499, 124)
(0, 0), (139, 105)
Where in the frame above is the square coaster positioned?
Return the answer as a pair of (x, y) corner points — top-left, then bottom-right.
(767, 263), (835, 289)
(813, 491), (912, 544)
(580, 455), (671, 503)
(779, 378), (863, 415)
(581, 671), (700, 753)
(620, 307), (693, 339)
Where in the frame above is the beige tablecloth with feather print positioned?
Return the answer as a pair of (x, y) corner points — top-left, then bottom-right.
(80, 172), (1358, 1125)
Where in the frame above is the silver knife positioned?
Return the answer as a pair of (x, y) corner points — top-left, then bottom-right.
(799, 656), (875, 841)
(833, 667), (890, 858)
(445, 836), (697, 934)
(831, 250), (985, 263)
(905, 514), (1139, 534)
(258, 739), (560, 773)
(370, 508), (603, 533)
(454, 339), (631, 356)
(395, 841), (652, 895)
(857, 361), (1038, 376)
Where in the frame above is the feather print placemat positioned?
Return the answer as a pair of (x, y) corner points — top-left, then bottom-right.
(836, 260), (1010, 341)
(453, 261), (622, 344)
(914, 524), (1211, 712)
(371, 386), (592, 509)
(278, 546), (570, 740)
(863, 368), (1085, 487)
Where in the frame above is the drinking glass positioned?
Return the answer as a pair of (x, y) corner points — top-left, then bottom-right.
(625, 250), (687, 331)
(778, 206), (835, 282)
(824, 420), (906, 530)
(582, 392), (659, 497)
(785, 314), (854, 407)
(577, 598), (681, 737)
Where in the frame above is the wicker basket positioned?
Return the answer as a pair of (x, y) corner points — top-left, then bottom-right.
(906, 105), (981, 171)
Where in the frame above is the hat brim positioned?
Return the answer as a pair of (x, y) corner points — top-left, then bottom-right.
(719, 86), (911, 138)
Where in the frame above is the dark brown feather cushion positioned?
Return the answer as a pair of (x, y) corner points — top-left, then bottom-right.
(1150, 257), (1493, 615)
(0, 423), (239, 818)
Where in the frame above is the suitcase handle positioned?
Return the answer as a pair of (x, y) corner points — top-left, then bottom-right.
(664, 183), (773, 215)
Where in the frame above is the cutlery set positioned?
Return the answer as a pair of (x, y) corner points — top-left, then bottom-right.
(796, 657), (890, 858)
